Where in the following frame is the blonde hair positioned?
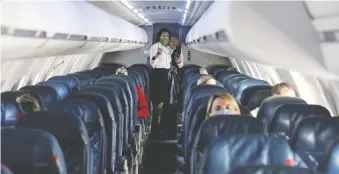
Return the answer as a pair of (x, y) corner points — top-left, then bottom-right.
(116, 67), (128, 75)
(206, 92), (240, 117)
(197, 76), (216, 85)
(16, 93), (40, 113)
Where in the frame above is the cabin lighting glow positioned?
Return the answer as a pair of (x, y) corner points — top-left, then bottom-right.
(119, 0), (152, 25)
(182, 0), (191, 25)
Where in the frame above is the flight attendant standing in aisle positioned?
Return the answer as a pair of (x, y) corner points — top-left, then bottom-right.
(149, 28), (183, 126)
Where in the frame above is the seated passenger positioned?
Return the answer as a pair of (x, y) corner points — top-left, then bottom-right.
(272, 82), (297, 97)
(251, 82), (297, 116)
(206, 92), (241, 117)
(115, 67), (149, 118)
(197, 76), (217, 85)
(199, 68), (209, 75)
(15, 93), (40, 113)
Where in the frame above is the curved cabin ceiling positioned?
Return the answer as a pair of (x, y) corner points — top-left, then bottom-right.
(90, 0), (213, 26)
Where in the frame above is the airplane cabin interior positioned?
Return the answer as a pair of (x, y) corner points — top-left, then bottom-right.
(1, 1), (339, 174)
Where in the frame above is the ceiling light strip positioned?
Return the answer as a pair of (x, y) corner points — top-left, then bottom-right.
(119, 0), (152, 25)
(182, 0), (191, 25)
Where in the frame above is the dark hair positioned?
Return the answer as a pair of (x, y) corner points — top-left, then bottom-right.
(170, 33), (179, 39)
(156, 28), (171, 42)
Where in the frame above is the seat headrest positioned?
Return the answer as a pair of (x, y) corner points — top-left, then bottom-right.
(77, 70), (103, 80)
(48, 75), (80, 93)
(2, 91), (44, 107)
(257, 96), (307, 126)
(323, 139), (339, 174)
(186, 85), (226, 110)
(238, 104), (252, 116)
(1, 164), (14, 174)
(66, 73), (92, 89)
(1, 99), (23, 127)
(269, 104), (331, 136)
(1, 128), (66, 174)
(196, 115), (266, 152)
(247, 90), (272, 111)
(290, 117), (339, 154)
(202, 134), (295, 174)
(36, 81), (70, 100)
(236, 81), (271, 105)
(19, 86), (57, 108)
(228, 165), (323, 174)
(16, 111), (88, 151)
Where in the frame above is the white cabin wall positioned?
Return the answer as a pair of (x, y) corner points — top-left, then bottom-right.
(230, 57), (339, 116)
(101, 26), (231, 67)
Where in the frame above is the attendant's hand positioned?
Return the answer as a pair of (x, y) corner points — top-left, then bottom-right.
(175, 56), (181, 64)
(156, 48), (163, 57)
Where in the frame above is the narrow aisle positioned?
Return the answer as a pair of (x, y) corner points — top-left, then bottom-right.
(141, 104), (178, 174)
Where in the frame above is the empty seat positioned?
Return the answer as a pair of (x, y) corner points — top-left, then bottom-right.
(77, 70), (104, 81)
(290, 116), (339, 171)
(1, 165), (14, 174)
(220, 74), (247, 91)
(48, 75), (80, 93)
(48, 99), (106, 174)
(256, 96), (307, 130)
(215, 70), (239, 82)
(235, 79), (271, 105)
(228, 75), (253, 94)
(200, 134), (304, 174)
(228, 165), (323, 174)
(81, 86), (125, 170)
(1, 97), (24, 127)
(269, 104), (331, 136)
(2, 128), (67, 174)
(71, 92), (116, 173)
(247, 90), (272, 111)
(16, 111), (90, 174)
(36, 81), (70, 100)
(75, 72), (97, 83)
(66, 73), (92, 89)
(190, 115), (266, 174)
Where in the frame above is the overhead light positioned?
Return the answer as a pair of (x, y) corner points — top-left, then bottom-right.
(182, 0), (191, 25)
(137, 13), (145, 19)
(120, 0), (133, 9)
(119, 0), (150, 26)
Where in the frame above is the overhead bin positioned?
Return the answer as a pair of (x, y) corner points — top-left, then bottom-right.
(186, 1), (339, 79)
(1, 1), (147, 61)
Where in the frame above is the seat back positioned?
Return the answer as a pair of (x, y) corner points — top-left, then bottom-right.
(71, 92), (115, 173)
(48, 75), (80, 93)
(82, 86), (124, 157)
(201, 135), (297, 174)
(48, 99), (105, 174)
(235, 79), (271, 105)
(2, 128), (67, 174)
(36, 81), (70, 100)
(16, 111), (90, 174)
(247, 90), (272, 111)
(228, 165), (323, 174)
(66, 73), (92, 89)
(1, 97), (24, 127)
(190, 115), (266, 174)
(290, 117), (339, 169)
(323, 139), (339, 174)
(269, 104), (331, 136)
(221, 74), (246, 91)
(257, 96), (307, 131)
(228, 76), (252, 94)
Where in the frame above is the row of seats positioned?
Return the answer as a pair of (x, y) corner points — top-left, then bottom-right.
(1, 63), (152, 174)
(176, 64), (339, 174)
